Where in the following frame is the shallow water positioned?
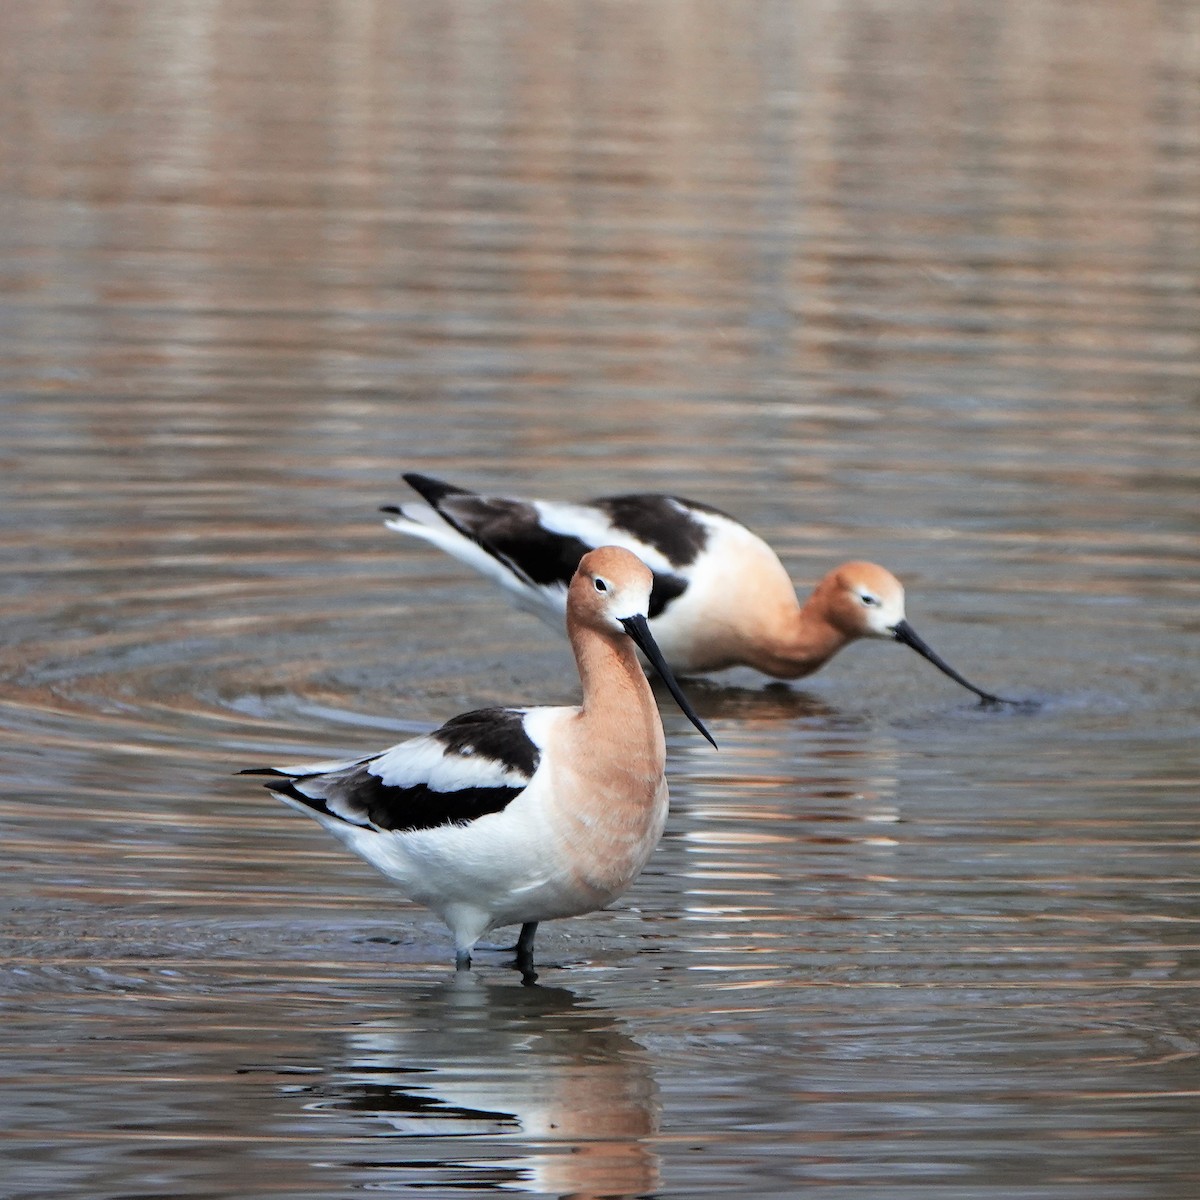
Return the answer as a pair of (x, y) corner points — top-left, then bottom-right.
(2, 1), (1199, 1197)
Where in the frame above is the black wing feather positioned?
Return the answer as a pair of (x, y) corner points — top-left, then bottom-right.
(593, 494), (718, 568)
(404, 474), (591, 587)
(250, 707), (540, 835)
(275, 771), (525, 834)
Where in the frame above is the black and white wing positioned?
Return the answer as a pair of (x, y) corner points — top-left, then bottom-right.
(245, 707), (541, 834)
(387, 473), (594, 593)
(385, 472), (723, 619)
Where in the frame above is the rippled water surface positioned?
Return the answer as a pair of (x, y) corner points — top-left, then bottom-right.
(3, 2), (1199, 1197)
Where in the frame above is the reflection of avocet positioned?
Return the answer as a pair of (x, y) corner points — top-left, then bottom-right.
(308, 976), (661, 1197)
(244, 547), (715, 977)
(385, 472), (1010, 702)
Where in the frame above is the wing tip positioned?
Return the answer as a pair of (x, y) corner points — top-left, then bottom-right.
(403, 472), (472, 507)
(259, 776), (335, 818)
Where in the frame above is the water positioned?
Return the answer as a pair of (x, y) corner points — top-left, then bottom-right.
(2, 1), (1199, 1196)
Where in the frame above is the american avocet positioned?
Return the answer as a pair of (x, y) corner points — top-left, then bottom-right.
(383, 473), (1013, 704)
(243, 546), (716, 978)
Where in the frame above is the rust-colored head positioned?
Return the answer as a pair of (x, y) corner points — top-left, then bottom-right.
(568, 546), (656, 637)
(811, 560), (1013, 704)
(812, 561), (907, 640)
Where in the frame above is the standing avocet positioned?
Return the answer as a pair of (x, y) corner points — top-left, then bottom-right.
(243, 546), (716, 978)
(383, 473), (1011, 704)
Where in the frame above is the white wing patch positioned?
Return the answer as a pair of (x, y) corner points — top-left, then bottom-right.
(532, 500), (676, 574)
(368, 734), (531, 793)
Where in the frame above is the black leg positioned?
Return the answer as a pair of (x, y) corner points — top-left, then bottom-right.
(514, 922), (538, 984)
(455, 948), (471, 971)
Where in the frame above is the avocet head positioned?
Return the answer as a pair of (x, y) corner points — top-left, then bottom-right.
(823, 560), (1012, 705)
(822, 561), (907, 640)
(571, 546), (656, 636)
(570, 547), (717, 748)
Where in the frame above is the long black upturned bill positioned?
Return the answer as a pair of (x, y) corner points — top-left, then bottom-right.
(620, 614), (719, 748)
(892, 619), (1015, 706)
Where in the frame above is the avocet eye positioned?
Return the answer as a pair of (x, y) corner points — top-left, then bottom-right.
(594, 577), (608, 593)
(859, 592), (879, 607)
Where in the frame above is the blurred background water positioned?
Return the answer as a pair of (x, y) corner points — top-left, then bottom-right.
(1, 1), (1198, 1197)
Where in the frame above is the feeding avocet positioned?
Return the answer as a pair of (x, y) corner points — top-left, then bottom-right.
(383, 472), (1012, 704)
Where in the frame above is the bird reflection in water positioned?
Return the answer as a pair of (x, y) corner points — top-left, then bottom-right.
(301, 975), (661, 1197)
